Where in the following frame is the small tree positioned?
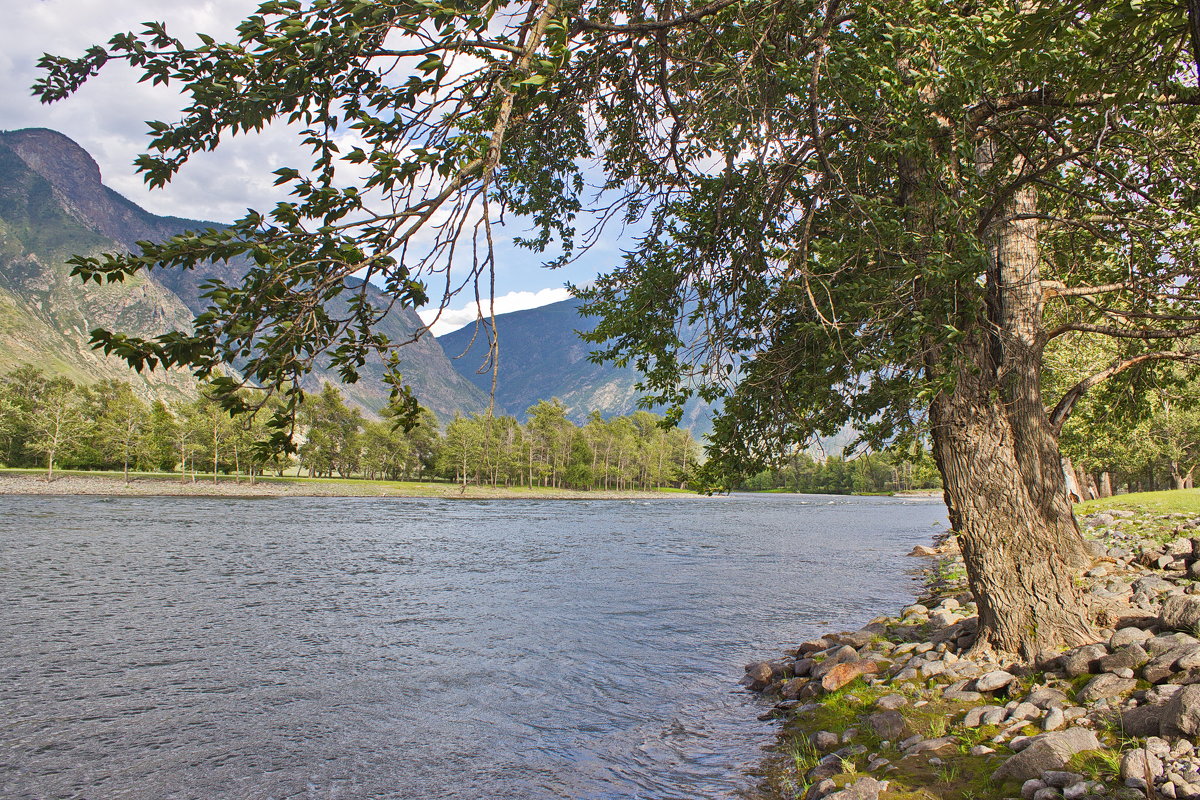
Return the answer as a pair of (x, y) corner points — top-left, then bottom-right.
(27, 377), (85, 480)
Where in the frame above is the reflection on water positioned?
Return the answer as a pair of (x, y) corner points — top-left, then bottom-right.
(0, 493), (944, 799)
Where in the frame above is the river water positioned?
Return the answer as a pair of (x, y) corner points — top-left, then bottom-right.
(1, 493), (945, 800)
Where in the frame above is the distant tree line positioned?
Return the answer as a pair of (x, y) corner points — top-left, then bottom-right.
(1057, 362), (1200, 499)
(0, 368), (699, 491)
(738, 448), (943, 495)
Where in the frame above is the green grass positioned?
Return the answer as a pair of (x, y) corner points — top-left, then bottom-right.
(1076, 488), (1200, 516)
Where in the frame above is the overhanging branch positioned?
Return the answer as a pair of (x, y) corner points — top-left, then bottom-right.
(1049, 350), (1200, 433)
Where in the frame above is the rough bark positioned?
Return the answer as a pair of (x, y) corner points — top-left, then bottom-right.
(925, 138), (1095, 661)
(1099, 472), (1113, 497)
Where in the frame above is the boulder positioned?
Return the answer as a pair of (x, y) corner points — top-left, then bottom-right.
(1144, 645), (1200, 683)
(963, 705), (1007, 728)
(1062, 644), (1109, 677)
(976, 670), (1017, 692)
(1027, 687), (1071, 710)
(1162, 596), (1200, 632)
(821, 660), (880, 692)
(823, 777), (884, 800)
(1120, 748), (1164, 789)
(1147, 633), (1200, 657)
(812, 730), (841, 751)
(828, 630), (875, 649)
(780, 678), (810, 699)
(904, 736), (957, 756)
(876, 694), (907, 710)
(1044, 771), (1086, 788)
(1120, 704), (1165, 737)
(744, 662), (776, 690)
(1077, 674), (1138, 704)
(868, 710), (908, 740)
(1110, 627), (1153, 649)
(1162, 684), (1200, 738)
(1098, 643), (1150, 673)
(992, 729), (1103, 783)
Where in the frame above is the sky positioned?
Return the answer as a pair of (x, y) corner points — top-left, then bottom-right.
(0, 0), (624, 334)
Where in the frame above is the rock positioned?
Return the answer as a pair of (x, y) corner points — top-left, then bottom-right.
(812, 730), (841, 751)
(1147, 684), (1185, 705)
(964, 705), (1007, 727)
(1043, 707), (1066, 731)
(1022, 780), (1048, 800)
(971, 745), (995, 756)
(781, 677), (810, 699)
(1120, 748), (1164, 788)
(1062, 644), (1109, 677)
(805, 779), (837, 800)
(799, 638), (834, 654)
(992, 729), (1104, 783)
(794, 658), (816, 677)
(1098, 643), (1150, 673)
(981, 706), (1009, 726)
(977, 670), (1018, 692)
(1009, 702), (1043, 722)
(1111, 627), (1153, 649)
(1077, 674), (1138, 704)
(904, 736), (957, 756)
(821, 660), (880, 692)
(1145, 645), (1200, 683)
(876, 694), (907, 710)
(1061, 782), (1089, 800)
(1162, 684), (1200, 738)
(829, 630), (876, 649)
(1120, 704), (1165, 737)
(1044, 771), (1086, 788)
(1162, 596), (1200, 632)
(744, 662), (775, 690)
(822, 777), (884, 800)
(943, 688), (985, 703)
(1147, 633), (1200, 657)
(1028, 688), (1071, 710)
(868, 710), (908, 741)
(1135, 576), (1175, 595)
(909, 545), (939, 557)
(1032, 788), (1060, 800)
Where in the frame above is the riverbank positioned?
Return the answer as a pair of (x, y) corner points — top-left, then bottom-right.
(746, 491), (1200, 800)
(0, 469), (688, 499)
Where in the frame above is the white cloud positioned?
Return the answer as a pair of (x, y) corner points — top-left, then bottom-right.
(418, 287), (573, 336)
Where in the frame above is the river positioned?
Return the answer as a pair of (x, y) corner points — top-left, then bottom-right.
(1, 493), (945, 799)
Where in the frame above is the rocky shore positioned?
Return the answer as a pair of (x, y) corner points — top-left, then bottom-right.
(746, 505), (1200, 800)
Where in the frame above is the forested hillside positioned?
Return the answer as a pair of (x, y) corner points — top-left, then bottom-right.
(438, 297), (715, 434)
(0, 127), (489, 419)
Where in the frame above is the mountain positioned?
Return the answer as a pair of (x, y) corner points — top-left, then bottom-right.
(0, 127), (489, 419)
(437, 297), (716, 435)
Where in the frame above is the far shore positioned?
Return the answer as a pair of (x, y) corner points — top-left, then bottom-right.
(0, 469), (694, 500)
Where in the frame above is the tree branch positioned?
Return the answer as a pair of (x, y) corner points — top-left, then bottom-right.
(572, 0), (741, 34)
(1049, 350), (1200, 433)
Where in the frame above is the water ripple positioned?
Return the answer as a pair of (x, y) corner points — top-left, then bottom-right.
(0, 493), (944, 799)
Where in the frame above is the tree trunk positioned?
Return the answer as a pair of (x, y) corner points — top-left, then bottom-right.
(926, 137), (1094, 660)
(931, 383), (1094, 660)
(1098, 472), (1113, 498)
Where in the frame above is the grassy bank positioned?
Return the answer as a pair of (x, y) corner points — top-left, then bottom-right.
(1077, 488), (1200, 516)
(0, 467), (692, 499)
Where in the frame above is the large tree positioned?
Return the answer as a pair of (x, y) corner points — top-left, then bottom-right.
(35, 0), (1200, 658)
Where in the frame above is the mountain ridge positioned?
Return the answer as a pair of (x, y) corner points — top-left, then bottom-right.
(0, 127), (489, 419)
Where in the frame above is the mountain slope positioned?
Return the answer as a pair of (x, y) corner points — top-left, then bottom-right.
(438, 298), (715, 435)
(0, 127), (489, 419)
